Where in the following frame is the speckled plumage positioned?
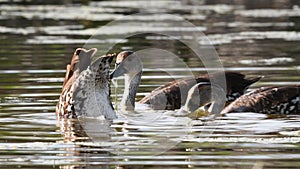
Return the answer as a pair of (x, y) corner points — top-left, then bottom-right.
(110, 51), (261, 111)
(221, 85), (300, 114)
(56, 48), (116, 120)
(139, 72), (262, 110)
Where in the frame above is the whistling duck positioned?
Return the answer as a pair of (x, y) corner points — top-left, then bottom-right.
(177, 82), (226, 118)
(56, 48), (117, 120)
(179, 84), (299, 118)
(110, 51), (142, 111)
(221, 85), (300, 114)
(110, 51), (261, 111)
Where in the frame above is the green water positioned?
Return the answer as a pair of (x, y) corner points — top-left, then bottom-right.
(0, 0), (299, 168)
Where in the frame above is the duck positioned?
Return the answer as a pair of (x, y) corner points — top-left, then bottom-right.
(110, 50), (262, 111)
(179, 83), (300, 118)
(176, 82), (227, 119)
(110, 51), (142, 111)
(220, 85), (300, 114)
(56, 48), (117, 120)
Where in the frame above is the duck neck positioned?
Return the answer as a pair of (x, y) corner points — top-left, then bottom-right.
(121, 71), (142, 111)
(207, 98), (225, 115)
(181, 84), (226, 116)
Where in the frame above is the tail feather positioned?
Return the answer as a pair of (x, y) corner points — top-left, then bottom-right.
(245, 76), (263, 87)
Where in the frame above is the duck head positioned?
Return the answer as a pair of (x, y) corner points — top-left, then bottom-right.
(110, 51), (143, 111)
(177, 82), (226, 119)
(110, 51), (143, 79)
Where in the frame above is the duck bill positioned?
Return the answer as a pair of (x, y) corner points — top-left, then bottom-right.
(176, 108), (211, 119)
(110, 65), (126, 79)
(188, 108), (211, 119)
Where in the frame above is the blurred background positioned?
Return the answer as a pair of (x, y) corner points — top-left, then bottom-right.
(0, 0), (299, 168)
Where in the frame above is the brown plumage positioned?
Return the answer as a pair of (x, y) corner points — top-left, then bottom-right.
(110, 51), (262, 111)
(62, 48), (95, 88)
(221, 85), (300, 114)
(56, 48), (116, 119)
(139, 72), (262, 110)
(57, 48), (96, 118)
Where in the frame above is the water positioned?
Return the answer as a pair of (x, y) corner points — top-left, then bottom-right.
(0, 0), (300, 168)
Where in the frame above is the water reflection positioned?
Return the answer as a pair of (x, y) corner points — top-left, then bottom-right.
(0, 0), (299, 168)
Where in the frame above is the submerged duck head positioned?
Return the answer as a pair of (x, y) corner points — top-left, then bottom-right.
(178, 82), (226, 119)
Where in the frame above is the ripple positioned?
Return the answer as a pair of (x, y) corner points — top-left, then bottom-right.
(1, 24), (207, 36)
(46, 25), (207, 36)
(235, 6), (300, 18)
(183, 136), (300, 144)
(1, 1), (300, 168)
(0, 3), (213, 22)
(238, 57), (295, 65)
(214, 22), (295, 28)
(0, 26), (36, 35)
(92, 1), (241, 14)
(20, 77), (63, 83)
(0, 69), (65, 74)
(0, 142), (73, 150)
(26, 36), (128, 44)
(200, 31), (300, 45)
(0, 5), (124, 21)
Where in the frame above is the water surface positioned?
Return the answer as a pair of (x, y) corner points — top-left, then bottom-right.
(0, 0), (299, 168)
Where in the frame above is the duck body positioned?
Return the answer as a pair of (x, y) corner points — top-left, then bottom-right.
(110, 51), (262, 111)
(221, 85), (300, 114)
(139, 72), (262, 110)
(56, 48), (117, 120)
(179, 84), (300, 118)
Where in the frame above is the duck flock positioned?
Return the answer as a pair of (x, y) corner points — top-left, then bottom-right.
(56, 48), (300, 120)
